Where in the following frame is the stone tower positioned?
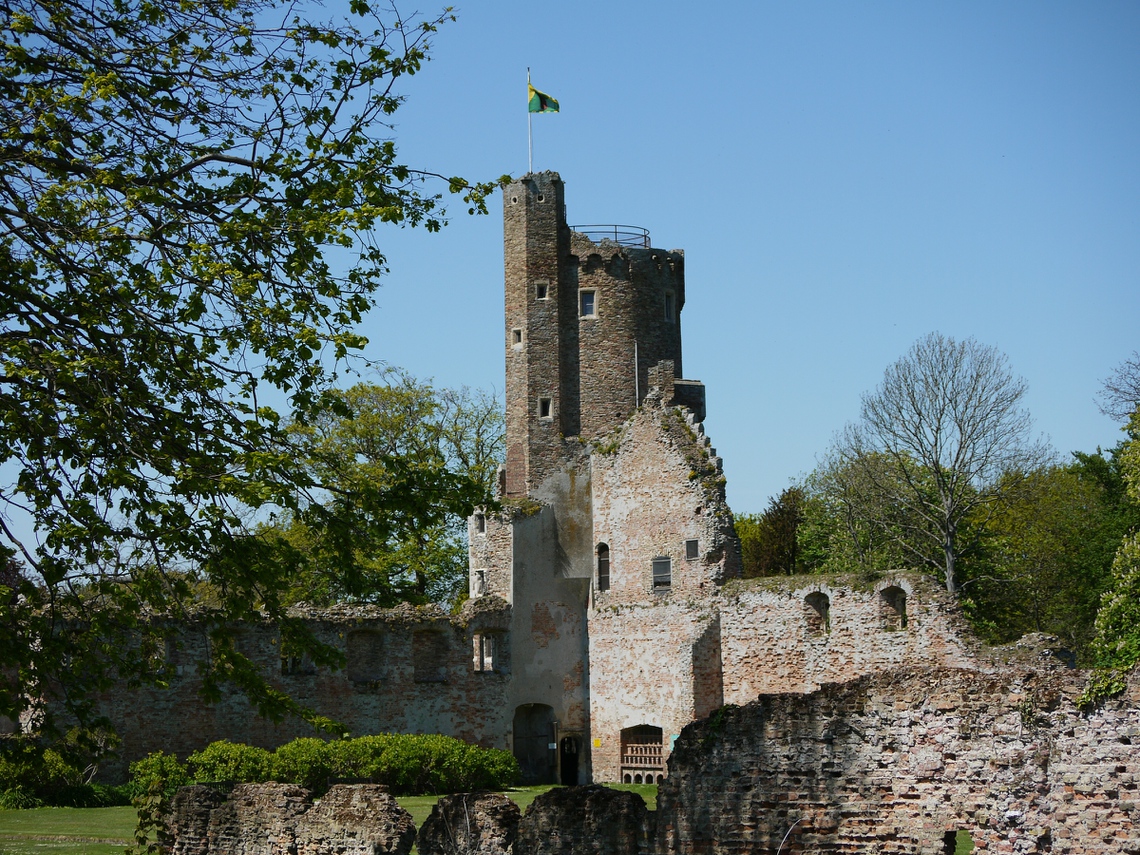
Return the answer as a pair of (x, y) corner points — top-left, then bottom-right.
(502, 171), (704, 499)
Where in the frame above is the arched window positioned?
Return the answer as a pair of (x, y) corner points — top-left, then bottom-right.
(596, 543), (610, 592)
(880, 586), (908, 631)
(805, 592), (830, 636)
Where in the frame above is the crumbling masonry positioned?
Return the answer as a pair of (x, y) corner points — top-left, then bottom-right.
(144, 172), (1137, 852)
(92, 172), (982, 785)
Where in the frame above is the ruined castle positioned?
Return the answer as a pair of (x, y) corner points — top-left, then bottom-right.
(94, 172), (978, 785)
(144, 173), (1140, 854)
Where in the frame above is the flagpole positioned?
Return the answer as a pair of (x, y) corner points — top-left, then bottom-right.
(527, 68), (533, 173)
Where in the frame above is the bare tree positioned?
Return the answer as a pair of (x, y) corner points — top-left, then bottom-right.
(834, 333), (1052, 593)
(1099, 351), (1140, 422)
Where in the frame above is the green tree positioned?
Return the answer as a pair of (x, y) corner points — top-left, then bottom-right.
(830, 333), (1051, 593)
(0, 0), (497, 740)
(962, 462), (1123, 658)
(1084, 410), (1140, 702)
(736, 487), (806, 577)
(275, 372), (503, 608)
(797, 451), (919, 575)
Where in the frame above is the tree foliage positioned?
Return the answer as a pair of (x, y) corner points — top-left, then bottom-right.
(961, 461), (1126, 658)
(736, 487), (805, 577)
(274, 372), (503, 608)
(1084, 411), (1140, 703)
(0, 0), (497, 739)
(829, 333), (1051, 592)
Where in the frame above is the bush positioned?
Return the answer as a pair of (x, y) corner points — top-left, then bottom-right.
(0, 743), (131, 808)
(187, 741), (272, 784)
(270, 738), (333, 792)
(322, 733), (518, 796)
(126, 751), (190, 799)
(172, 734), (518, 797)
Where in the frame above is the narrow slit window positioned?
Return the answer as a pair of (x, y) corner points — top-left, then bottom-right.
(597, 543), (610, 592)
(475, 513), (486, 534)
(652, 557), (671, 589)
(664, 291), (676, 322)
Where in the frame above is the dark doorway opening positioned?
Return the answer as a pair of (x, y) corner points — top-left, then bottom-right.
(513, 704), (556, 784)
(559, 736), (580, 785)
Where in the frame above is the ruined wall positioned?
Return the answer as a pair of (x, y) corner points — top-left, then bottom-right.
(587, 601), (718, 783)
(499, 505), (590, 783)
(590, 400), (739, 603)
(167, 783), (415, 855)
(94, 600), (512, 780)
(718, 574), (978, 698)
(657, 666), (1140, 855)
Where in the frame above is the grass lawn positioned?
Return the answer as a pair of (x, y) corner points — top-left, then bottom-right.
(0, 784), (656, 855)
(0, 806), (136, 855)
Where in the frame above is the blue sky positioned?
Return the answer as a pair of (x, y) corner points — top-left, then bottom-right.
(358, 1), (1139, 514)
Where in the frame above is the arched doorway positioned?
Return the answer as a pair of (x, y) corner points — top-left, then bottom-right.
(513, 704), (556, 784)
(620, 724), (665, 783)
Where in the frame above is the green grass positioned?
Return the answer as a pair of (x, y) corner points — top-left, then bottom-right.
(0, 784), (657, 855)
(0, 806), (136, 855)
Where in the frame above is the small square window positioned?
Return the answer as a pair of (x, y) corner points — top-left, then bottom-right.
(512, 328), (523, 346)
(685, 539), (699, 560)
(536, 283), (549, 300)
(580, 290), (597, 318)
(539, 397), (552, 419)
(652, 556), (672, 589)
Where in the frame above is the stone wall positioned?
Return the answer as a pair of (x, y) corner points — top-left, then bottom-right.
(94, 600), (512, 780)
(167, 783), (414, 855)
(656, 665), (1140, 854)
(717, 573), (978, 698)
(590, 401), (738, 604)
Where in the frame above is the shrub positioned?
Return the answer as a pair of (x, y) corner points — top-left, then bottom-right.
(0, 743), (131, 808)
(126, 751), (190, 799)
(270, 738), (333, 792)
(188, 741), (271, 784)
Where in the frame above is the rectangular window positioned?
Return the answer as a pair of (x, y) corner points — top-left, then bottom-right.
(580, 289), (597, 318)
(535, 282), (549, 300)
(664, 291), (675, 322)
(347, 631), (385, 683)
(414, 631), (448, 683)
(685, 539), (699, 560)
(597, 545), (610, 592)
(512, 328), (523, 346)
(652, 557), (672, 589)
(539, 397), (552, 419)
(473, 634), (491, 671)
(475, 513), (486, 534)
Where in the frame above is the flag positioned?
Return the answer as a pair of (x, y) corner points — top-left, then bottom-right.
(528, 82), (559, 114)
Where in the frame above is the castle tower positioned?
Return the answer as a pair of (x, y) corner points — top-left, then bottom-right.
(502, 172), (704, 498)
(502, 172), (574, 498)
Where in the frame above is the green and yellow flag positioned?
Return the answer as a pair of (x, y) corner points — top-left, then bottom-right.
(528, 82), (559, 113)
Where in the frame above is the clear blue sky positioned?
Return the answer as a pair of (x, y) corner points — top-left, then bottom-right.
(359, 1), (1139, 514)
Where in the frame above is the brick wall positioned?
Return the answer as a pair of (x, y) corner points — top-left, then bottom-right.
(657, 666), (1140, 854)
(92, 600), (512, 781)
(718, 574), (978, 698)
